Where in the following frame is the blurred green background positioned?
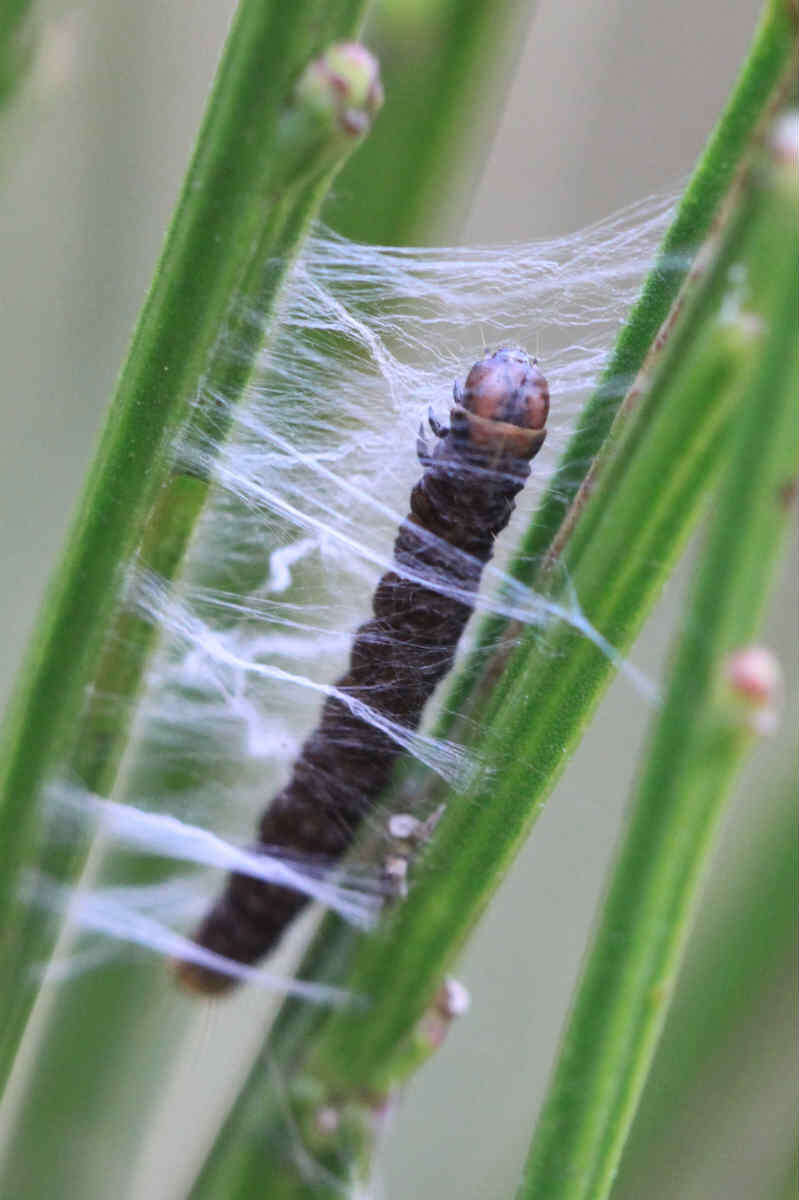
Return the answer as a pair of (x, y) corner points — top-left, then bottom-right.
(0, 2), (794, 1197)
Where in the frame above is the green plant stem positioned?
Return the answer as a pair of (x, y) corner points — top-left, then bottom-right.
(518, 148), (797, 1200)
(0, 0), (373, 1090)
(70, 56), (383, 797)
(439, 0), (796, 736)
(0, 152), (389, 1200)
(0, 0), (34, 110)
(614, 759), (797, 1198)
(777, 1147), (799, 1200)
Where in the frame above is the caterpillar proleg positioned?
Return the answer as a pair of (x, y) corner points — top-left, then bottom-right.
(177, 347), (549, 993)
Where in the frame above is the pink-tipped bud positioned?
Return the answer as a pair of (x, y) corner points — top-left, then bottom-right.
(295, 42), (383, 135)
(724, 645), (782, 735)
(416, 977), (471, 1053)
(435, 977), (471, 1020)
(769, 110), (798, 167)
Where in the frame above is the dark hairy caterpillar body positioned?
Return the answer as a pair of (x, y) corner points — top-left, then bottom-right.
(177, 347), (549, 993)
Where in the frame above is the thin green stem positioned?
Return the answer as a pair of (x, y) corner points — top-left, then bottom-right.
(0, 0), (34, 111)
(440, 0), (796, 734)
(776, 1146), (799, 1200)
(518, 141), (797, 1200)
(0, 1), (374, 1090)
(615, 759), (797, 1197)
(0, 86), (388, 1188)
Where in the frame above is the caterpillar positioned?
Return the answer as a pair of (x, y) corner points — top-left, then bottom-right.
(177, 347), (549, 993)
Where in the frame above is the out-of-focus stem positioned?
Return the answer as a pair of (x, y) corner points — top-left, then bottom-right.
(614, 759), (797, 1198)
(0, 10), (376, 1092)
(441, 0), (796, 734)
(0, 0), (35, 110)
(518, 131), (797, 1200)
(326, 0), (535, 243)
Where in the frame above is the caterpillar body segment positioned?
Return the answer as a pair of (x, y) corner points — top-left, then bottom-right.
(177, 348), (549, 994)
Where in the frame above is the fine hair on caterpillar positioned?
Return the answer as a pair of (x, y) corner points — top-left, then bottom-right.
(176, 347), (549, 993)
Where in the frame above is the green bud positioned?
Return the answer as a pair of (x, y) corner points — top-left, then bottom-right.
(294, 42), (383, 136)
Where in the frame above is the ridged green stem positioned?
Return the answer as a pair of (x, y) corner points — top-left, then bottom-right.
(439, 0), (796, 736)
(615, 759), (797, 1198)
(0, 0), (34, 110)
(0, 0), (373, 1091)
(518, 144), (797, 1200)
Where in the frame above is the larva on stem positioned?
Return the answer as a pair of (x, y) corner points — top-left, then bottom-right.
(177, 347), (549, 994)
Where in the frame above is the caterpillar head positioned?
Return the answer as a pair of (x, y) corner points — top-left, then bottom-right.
(454, 347), (549, 460)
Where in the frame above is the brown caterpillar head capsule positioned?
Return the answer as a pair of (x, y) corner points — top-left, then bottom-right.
(456, 347), (549, 459)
